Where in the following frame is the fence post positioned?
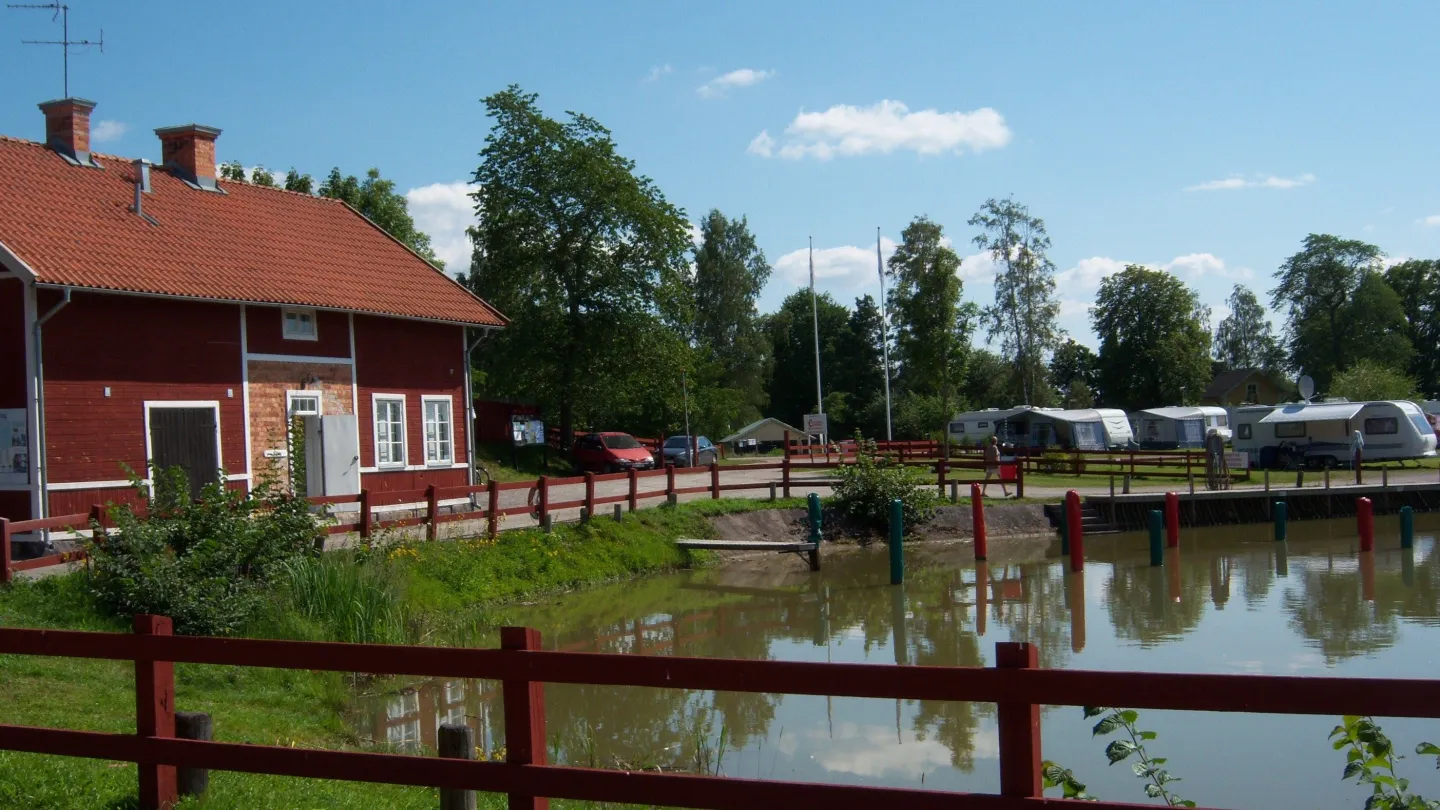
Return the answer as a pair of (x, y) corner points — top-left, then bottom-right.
(627, 468), (638, 512)
(710, 462), (720, 500)
(972, 483), (988, 562)
(1129, 450), (1136, 478)
(537, 477), (550, 527)
(135, 614), (177, 810)
(782, 449), (792, 499)
(995, 642), (1042, 798)
(501, 627), (549, 810)
(1355, 447), (1363, 485)
(426, 485), (439, 542)
(1015, 458), (1024, 499)
(487, 480), (500, 539)
(584, 472), (596, 516)
(665, 464), (676, 502)
(937, 456), (947, 497)
(1, 517), (11, 585)
(175, 711), (212, 798)
(439, 723), (477, 810)
(1066, 489), (1084, 572)
(358, 489), (372, 539)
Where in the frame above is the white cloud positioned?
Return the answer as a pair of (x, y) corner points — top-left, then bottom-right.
(1184, 173), (1315, 192)
(774, 238), (896, 291)
(1162, 252), (1253, 280)
(1057, 299), (1093, 318)
(405, 181), (476, 273)
(1055, 256), (1128, 289)
(1420, 214), (1440, 228)
(642, 64), (673, 82)
(696, 68), (774, 98)
(751, 100), (1011, 160)
(806, 723), (998, 779)
(91, 120), (128, 143)
(958, 250), (999, 283)
(686, 221), (704, 246)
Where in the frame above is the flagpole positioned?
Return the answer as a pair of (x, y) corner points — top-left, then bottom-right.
(810, 237), (824, 443)
(877, 226), (893, 441)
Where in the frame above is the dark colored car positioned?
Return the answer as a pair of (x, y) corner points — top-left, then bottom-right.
(660, 435), (717, 467)
(572, 432), (655, 473)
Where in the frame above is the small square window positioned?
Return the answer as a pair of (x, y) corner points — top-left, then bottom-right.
(1237, 424), (1252, 440)
(1245, 383), (1258, 402)
(1364, 417), (1398, 435)
(978, 421), (989, 429)
(1275, 422), (1306, 439)
(287, 391), (321, 417)
(282, 307), (318, 341)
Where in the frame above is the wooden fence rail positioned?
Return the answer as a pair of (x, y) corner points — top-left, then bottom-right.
(3, 618), (1438, 809)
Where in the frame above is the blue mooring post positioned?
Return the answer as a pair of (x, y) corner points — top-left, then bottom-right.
(1274, 501), (1287, 542)
(1059, 498), (1070, 556)
(889, 498), (904, 585)
(806, 493), (823, 571)
(1147, 509), (1164, 567)
(1400, 505), (1414, 550)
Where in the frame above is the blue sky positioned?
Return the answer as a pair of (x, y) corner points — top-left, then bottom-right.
(3, 1), (1438, 346)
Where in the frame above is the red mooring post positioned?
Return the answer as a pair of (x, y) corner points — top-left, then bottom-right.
(1357, 496), (1375, 552)
(1164, 491), (1180, 548)
(971, 482), (988, 561)
(1065, 489), (1084, 572)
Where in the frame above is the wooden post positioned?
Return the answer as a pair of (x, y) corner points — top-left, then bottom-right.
(426, 484), (439, 542)
(578, 507), (589, 525)
(1264, 469), (1270, 492)
(950, 480), (958, 503)
(1296, 468), (1303, 489)
(501, 627), (549, 810)
(769, 482), (777, 502)
(1188, 472), (1195, 495)
(1066, 489), (1083, 572)
(710, 463), (720, 499)
(1, 517), (11, 585)
(1129, 450), (1136, 478)
(1122, 474), (1131, 495)
(613, 503), (623, 521)
(134, 614), (177, 810)
(971, 483), (987, 561)
(1357, 497), (1374, 552)
(1355, 447), (1363, 485)
(1324, 468), (1331, 490)
(782, 445), (792, 499)
(537, 477), (549, 527)
(439, 723), (477, 810)
(487, 480), (500, 538)
(358, 489), (372, 539)
(583, 472), (596, 516)
(1015, 457), (1025, 499)
(1165, 491), (1180, 548)
(995, 642), (1042, 799)
(665, 464), (676, 500)
(627, 468), (638, 512)
(937, 456), (947, 497)
(1185, 450), (1192, 480)
(175, 711), (212, 798)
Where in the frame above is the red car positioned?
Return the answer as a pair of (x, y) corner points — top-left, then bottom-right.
(572, 432), (656, 473)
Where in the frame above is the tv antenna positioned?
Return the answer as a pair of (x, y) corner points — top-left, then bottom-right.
(8, 2), (104, 98)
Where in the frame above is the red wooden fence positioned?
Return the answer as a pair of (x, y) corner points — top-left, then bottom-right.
(1, 618), (1438, 810)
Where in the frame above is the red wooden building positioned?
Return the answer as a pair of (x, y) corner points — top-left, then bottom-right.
(0, 98), (506, 525)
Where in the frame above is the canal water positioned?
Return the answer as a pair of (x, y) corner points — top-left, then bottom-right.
(354, 516), (1440, 808)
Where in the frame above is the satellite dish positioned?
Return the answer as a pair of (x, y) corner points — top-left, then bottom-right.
(1298, 375), (1315, 401)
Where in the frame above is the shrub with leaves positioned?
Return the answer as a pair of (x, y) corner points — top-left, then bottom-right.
(1330, 715), (1440, 810)
(87, 466), (323, 636)
(829, 437), (938, 533)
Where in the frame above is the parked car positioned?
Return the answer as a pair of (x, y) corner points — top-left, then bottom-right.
(660, 435), (718, 467)
(572, 432), (656, 473)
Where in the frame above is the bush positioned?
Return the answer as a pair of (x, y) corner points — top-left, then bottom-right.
(1038, 451), (1085, 474)
(261, 552), (413, 645)
(830, 438), (938, 533)
(86, 466), (324, 636)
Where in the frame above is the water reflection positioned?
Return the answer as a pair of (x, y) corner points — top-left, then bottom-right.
(352, 518), (1440, 806)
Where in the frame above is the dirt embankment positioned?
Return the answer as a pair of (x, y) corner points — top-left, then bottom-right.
(707, 503), (1055, 567)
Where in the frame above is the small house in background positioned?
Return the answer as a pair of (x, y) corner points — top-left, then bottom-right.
(720, 417), (805, 453)
(1200, 369), (1291, 407)
(0, 98), (506, 527)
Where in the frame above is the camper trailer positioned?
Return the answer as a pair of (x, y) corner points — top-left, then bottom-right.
(1132, 406), (1232, 448)
(946, 408), (1031, 446)
(1232, 400), (1435, 469)
(949, 406), (1133, 449)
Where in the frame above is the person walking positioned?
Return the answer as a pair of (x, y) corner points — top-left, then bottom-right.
(982, 435), (1010, 497)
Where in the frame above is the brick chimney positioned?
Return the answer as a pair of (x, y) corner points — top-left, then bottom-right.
(154, 123), (222, 191)
(38, 98), (97, 165)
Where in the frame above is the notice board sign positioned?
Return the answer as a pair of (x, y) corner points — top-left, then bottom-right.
(0, 408), (29, 485)
(803, 413), (828, 436)
(1224, 451), (1248, 470)
(512, 417), (546, 447)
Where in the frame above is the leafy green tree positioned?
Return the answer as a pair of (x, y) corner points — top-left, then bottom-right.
(1092, 265), (1212, 411)
(320, 167), (444, 269)
(250, 166), (276, 187)
(1214, 284), (1284, 371)
(762, 290), (852, 431)
(283, 168), (314, 194)
(691, 210), (772, 430)
(1385, 259), (1440, 397)
(1272, 234), (1383, 389)
(887, 216), (967, 416)
(1337, 271), (1413, 376)
(219, 160), (246, 182)
(1329, 360), (1421, 402)
(835, 295), (888, 435)
(970, 197), (1063, 405)
(961, 349), (1015, 410)
(1048, 339), (1099, 407)
(465, 86), (692, 448)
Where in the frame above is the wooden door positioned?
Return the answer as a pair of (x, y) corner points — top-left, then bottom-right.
(149, 407), (219, 498)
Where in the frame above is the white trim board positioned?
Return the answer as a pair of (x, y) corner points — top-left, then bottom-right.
(22, 278), (40, 519)
(47, 473), (250, 492)
(247, 352), (353, 365)
(239, 304), (254, 483)
(359, 462), (469, 474)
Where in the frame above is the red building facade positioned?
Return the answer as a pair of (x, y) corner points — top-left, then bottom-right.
(0, 99), (505, 523)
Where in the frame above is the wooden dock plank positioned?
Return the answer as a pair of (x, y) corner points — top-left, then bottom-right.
(674, 539), (818, 552)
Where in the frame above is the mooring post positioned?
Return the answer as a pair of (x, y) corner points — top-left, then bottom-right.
(1016, 458), (1025, 498)
(0, 517), (11, 585)
(1357, 496), (1374, 552)
(1165, 491), (1180, 548)
(1274, 501), (1287, 542)
(937, 456), (948, 497)
(583, 472), (596, 516)
(1400, 505), (1414, 549)
(358, 489), (372, 539)
(1276, 540), (1289, 577)
(807, 492), (823, 572)
(1109, 475), (1115, 499)
(175, 711), (212, 798)
(1066, 489), (1084, 572)
(889, 498), (904, 585)
(537, 476), (550, 528)
(1360, 549), (1376, 602)
(1148, 510), (1164, 566)
(665, 464), (676, 502)
(439, 723), (477, 810)
(972, 483), (988, 562)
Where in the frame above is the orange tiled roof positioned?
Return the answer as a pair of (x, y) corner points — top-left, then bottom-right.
(0, 136), (506, 327)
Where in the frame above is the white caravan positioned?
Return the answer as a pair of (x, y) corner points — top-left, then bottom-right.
(1232, 400), (1435, 469)
(1132, 406), (1232, 448)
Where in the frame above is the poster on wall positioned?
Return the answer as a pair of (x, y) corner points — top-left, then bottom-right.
(0, 409), (30, 486)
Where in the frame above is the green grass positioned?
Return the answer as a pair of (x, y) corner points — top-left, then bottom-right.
(473, 441), (578, 482)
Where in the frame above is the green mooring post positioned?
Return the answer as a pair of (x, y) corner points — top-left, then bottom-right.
(1147, 509), (1164, 567)
(1058, 499), (1070, 556)
(806, 493), (823, 571)
(889, 498), (904, 585)
(1400, 505), (1414, 550)
(1274, 501), (1287, 542)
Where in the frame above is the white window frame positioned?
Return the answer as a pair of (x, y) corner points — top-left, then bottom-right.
(422, 395), (455, 466)
(372, 394), (408, 468)
(286, 390), (321, 417)
(282, 307), (319, 342)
